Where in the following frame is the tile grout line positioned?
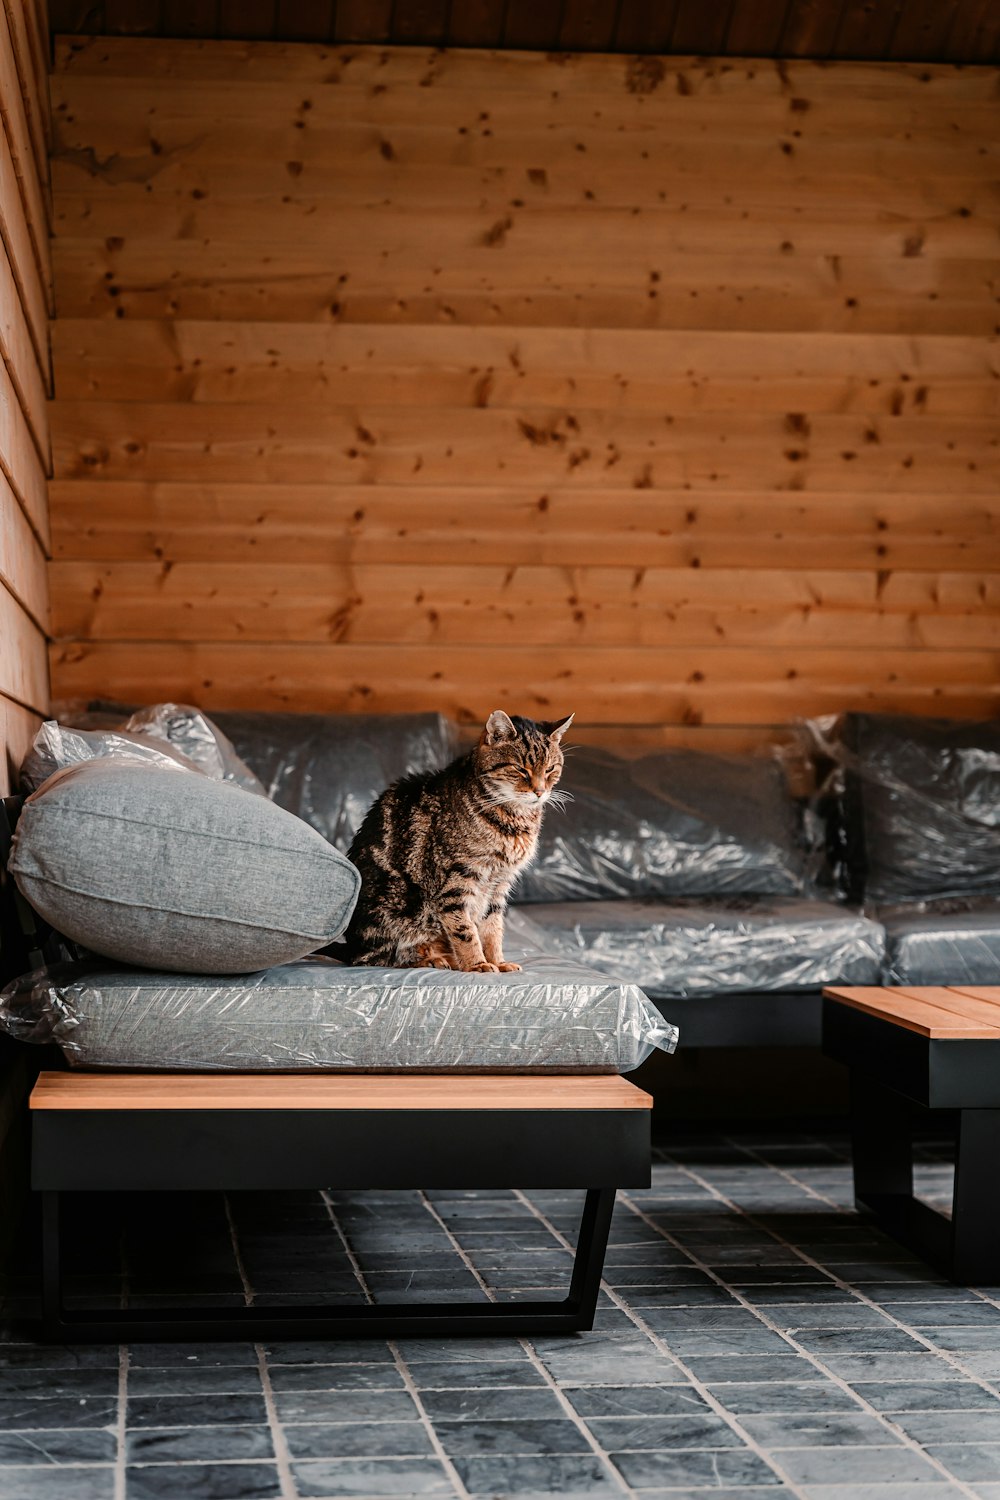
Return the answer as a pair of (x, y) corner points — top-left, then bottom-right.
(713, 1141), (1000, 1400)
(512, 1188), (814, 1500)
(418, 1190), (635, 1499)
(113, 1342), (127, 1500)
(321, 1190), (472, 1500)
(649, 1158), (984, 1500)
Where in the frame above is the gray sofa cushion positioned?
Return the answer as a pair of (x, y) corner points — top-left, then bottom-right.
(518, 897), (885, 999)
(210, 710), (459, 853)
(0, 952), (677, 1073)
(10, 761), (360, 974)
(881, 902), (1000, 986)
(515, 747), (814, 904)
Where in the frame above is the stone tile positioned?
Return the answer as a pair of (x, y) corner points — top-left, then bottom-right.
(126, 1424), (275, 1462)
(420, 1388), (566, 1423)
(0, 1429), (117, 1464)
(0, 1346), (119, 1370)
(0, 1469), (115, 1499)
(127, 1394), (268, 1428)
(291, 1458), (454, 1497)
(433, 1418), (591, 1456)
(795, 1487), (967, 1500)
(790, 1329), (928, 1354)
(0, 1396), (118, 1430)
(916, 1327), (1000, 1351)
(685, 1354), (827, 1384)
(711, 1382), (861, 1414)
(609, 1447), (782, 1488)
(129, 1343), (259, 1368)
(857, 1381), (1000, 1412)
(536, 1342), (680, 1386)
(267, 1363), (406, 1393)
(282, 1420), (434, 1460)
(408, 1361), (547, 1390)
(452, 1452), (620, 1496)
(925, 1443), (1000, 1480)
(824, 1354), (967, 1383)
(0, 1368), (120, 1398)
(567, 1386), (708, 1418)
(584, 1413), (742, 1450)
(125, 1463), (281, 1499)
(127, 1366), (263, 1396)
(738, 1412), (902, 1447)
(775, 1445), (944, 1483)
(273, 1389), (420, 1424)
(892, 1409), (1000, 1443)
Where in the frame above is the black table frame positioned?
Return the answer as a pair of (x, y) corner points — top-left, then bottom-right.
(823, 994), (1000, 1283)
(33, 1098), (650, 1343)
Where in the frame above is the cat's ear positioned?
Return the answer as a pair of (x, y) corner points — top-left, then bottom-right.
(545, 713), (575, 742)
(483, 709), (517, 745)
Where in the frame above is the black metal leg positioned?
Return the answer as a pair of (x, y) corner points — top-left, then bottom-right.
(951, 1110), (1000, 1284)
(39, 1186), (620, 1343)
(565, 1188), (615, 1328)
(41, 1192), (62, 1341)
(850, 1071), (913, 1203)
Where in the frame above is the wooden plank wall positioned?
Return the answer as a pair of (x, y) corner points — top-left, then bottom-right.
(46, 38), (1000, 740)
(0, 0), (50, 794)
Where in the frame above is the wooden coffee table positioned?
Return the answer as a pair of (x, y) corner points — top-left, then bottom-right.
(823, 985), (1000, 1283)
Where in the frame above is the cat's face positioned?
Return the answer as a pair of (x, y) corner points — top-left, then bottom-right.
(476, 710), (574, 809)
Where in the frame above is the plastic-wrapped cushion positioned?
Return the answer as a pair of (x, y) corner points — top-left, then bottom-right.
(0, 951), (678, 1073)
(829, 713), (1000, 903)
(518, 897), (885, 999)
(881, 901), (1000, 986)
(514, 747), (814, 903)
(20, 721), (200, 794)
(209, 711), (460, 852)
(124, 704), (265, 794)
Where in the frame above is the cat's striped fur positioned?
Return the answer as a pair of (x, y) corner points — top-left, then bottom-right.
(342, 710), (573, 970)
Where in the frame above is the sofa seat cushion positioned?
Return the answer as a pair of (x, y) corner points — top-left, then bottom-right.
(517, 898), (885, 999)
(881, 902), (1000, 987)
(0, 953), (677, 1073)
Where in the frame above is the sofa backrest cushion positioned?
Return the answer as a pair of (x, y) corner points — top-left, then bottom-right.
(210, 710), (460, 852)
(515, 746), (813, 902)
(840, 713), (1000, 903)
(10, 761), (360, 973)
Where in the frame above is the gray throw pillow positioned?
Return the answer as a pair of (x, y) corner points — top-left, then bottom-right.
(10, 761), (360, 974)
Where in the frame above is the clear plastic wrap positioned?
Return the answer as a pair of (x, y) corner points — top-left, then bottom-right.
(880, 900), (1000, 987)
(805, 712), (1000, 905)
(122, 704), (265, 794)
(209, 711), (460, 852)
(515, 746), (818, 905)
(517, 897), (885, 999)
(19, 721), (200, 794)
(0, 947), (678, 1073)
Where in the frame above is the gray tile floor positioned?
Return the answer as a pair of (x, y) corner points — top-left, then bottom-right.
(1, 1130), (997, 1500)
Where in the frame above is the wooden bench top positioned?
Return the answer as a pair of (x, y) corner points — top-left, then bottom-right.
(30, 1072), (653, 1112)
(824, 986), (1000, 1040)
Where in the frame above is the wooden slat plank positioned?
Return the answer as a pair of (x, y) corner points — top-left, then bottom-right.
(50, 239), (999, 338)
(0, 117), (49, 371)
(0, 1), (51, 285)
(390, 0), (449, 44)
(779, 0), (844, 56)
(726, 0), (792, 56)
(614, 0), (680, 51)
(45, 561), (1000, 651)
(3, 0), (50, 182)
(669, 0), (735, 54)
(0, 234), (50, 460)
(48, 400), (1000, 493)
(823, 986), (1000, 1037)
(47, 321), (1000, 417)
(50, 35), (1000, 97)
(30, 1071), (654, 1110)
(161, 0), (220, 35)
(890, 0), (964, 62)
(833, 0), (907, 59)
(104, 0), (162, 33)
(501, 0), (563, 50)
(0, 356), (50, 548)
(0, 580), (49, 711)
(218, 0), (274, 38)
(892, 986), (1000, 1029)
(0, 687), (41, 795)
(0, 469), (47, 628)
(47, 640), (1000, 722)
(557, 0), (619, 53)
(46, 482), (1000, 573)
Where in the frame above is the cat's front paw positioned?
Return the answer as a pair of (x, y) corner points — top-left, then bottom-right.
(467, 961), (500, 973)
(496, 961), (522, 972)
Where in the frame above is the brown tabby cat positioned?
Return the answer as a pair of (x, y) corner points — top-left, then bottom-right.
(342, 710), (573, 970)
